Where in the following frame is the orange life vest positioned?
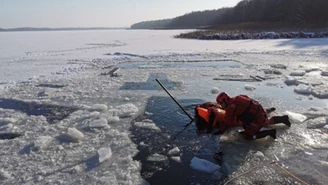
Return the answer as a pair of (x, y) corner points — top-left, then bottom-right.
(196, 107), (226, 128)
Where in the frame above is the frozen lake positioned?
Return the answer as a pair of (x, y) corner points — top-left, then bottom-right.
(1, 30), (328, 185)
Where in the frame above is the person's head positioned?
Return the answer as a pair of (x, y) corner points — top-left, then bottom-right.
(194, 105), (208, 131)
(216, 92), (230, 109)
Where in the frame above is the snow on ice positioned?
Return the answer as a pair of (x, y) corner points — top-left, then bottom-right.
(1, 30), (328, 185)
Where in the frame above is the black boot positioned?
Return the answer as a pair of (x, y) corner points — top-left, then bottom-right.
(254, 129), (277, 139)
(266, 107), (276, 114)
(273, 115), (291, 127)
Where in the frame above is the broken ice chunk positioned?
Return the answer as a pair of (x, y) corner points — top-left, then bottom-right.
(168, 147), (180, 156)
(190, 157), (220, 173)
(0, 169), (11, 180)
(290, 71), (306, 76)
(134, 121), (161, 131)
(34, 136), (53, 150)
(211, 87), (220, 94)
(67, 127), (84, 141)
(98, 147), (112, 163)
(89, 118), (109, 128)
(307, 117), (327, 129)
(107, 116), (120, 123)
(254, 151), (265, 158)
(321, 70), (328, 77)
(171, 156), (181, 163)
(245, 84), (256, 91)
(114, 103), (138, 117)
(284, 76), (297, 85)
(90, 104), (108, 112)
(147, 153), (168, 162)
(285, 111), (307, 123)
(294, 84), (312, 95)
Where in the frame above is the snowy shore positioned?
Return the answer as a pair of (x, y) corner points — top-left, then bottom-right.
(176, 31), (328, 40)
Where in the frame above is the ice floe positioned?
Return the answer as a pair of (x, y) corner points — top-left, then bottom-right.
(168, 147), (180, 156)
(66, 127), (84, 142)
(307, 117), (327, 129)
(285, 111), (307, 122)
(147, 153), (168, 162)
(190, 157), (220, 173)
(98, 147), (112, 163)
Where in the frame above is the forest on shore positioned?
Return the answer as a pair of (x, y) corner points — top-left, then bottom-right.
(130, 0), (328, 30)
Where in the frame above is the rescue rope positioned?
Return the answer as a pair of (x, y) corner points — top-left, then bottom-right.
(223, 165), (258, 185)
(223, 160), (310, 185)
(271, 161), (310, 185)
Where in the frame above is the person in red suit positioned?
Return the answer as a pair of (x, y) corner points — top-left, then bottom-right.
(215, 92), (291, 140)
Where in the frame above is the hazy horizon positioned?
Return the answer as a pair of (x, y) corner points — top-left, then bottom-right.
(0, 0), (241, 28)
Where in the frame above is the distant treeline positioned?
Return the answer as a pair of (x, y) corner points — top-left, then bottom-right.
(0, 27), (126, 32)
(130, 0), (328, 29)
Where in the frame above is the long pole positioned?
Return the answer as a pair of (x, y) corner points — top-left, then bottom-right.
(155, 79), (194, 122)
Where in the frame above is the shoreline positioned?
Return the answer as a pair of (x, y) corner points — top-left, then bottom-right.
(175, 30), (328, 40)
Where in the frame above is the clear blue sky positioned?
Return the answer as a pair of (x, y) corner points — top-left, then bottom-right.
(0, 0), (241, 28)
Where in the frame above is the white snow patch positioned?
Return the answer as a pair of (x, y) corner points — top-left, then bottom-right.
(34, 136), (53, 150)
(147, 153), (168, 162)
(245, 84), (256, 91)
(67, 127), (84, 141)
(89, 118), (109, 129)
(294, 84), (312, 95)
(285, 111), (307, 123)
(171, 156), (182, 163)
(190, 157), (220, 173)
(168, 147), (180, 156)
(98, 147), (112, 163)
(211, 87), (220, 94)
(290, 71), (306, 76)
(134, 121), (161, 131)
